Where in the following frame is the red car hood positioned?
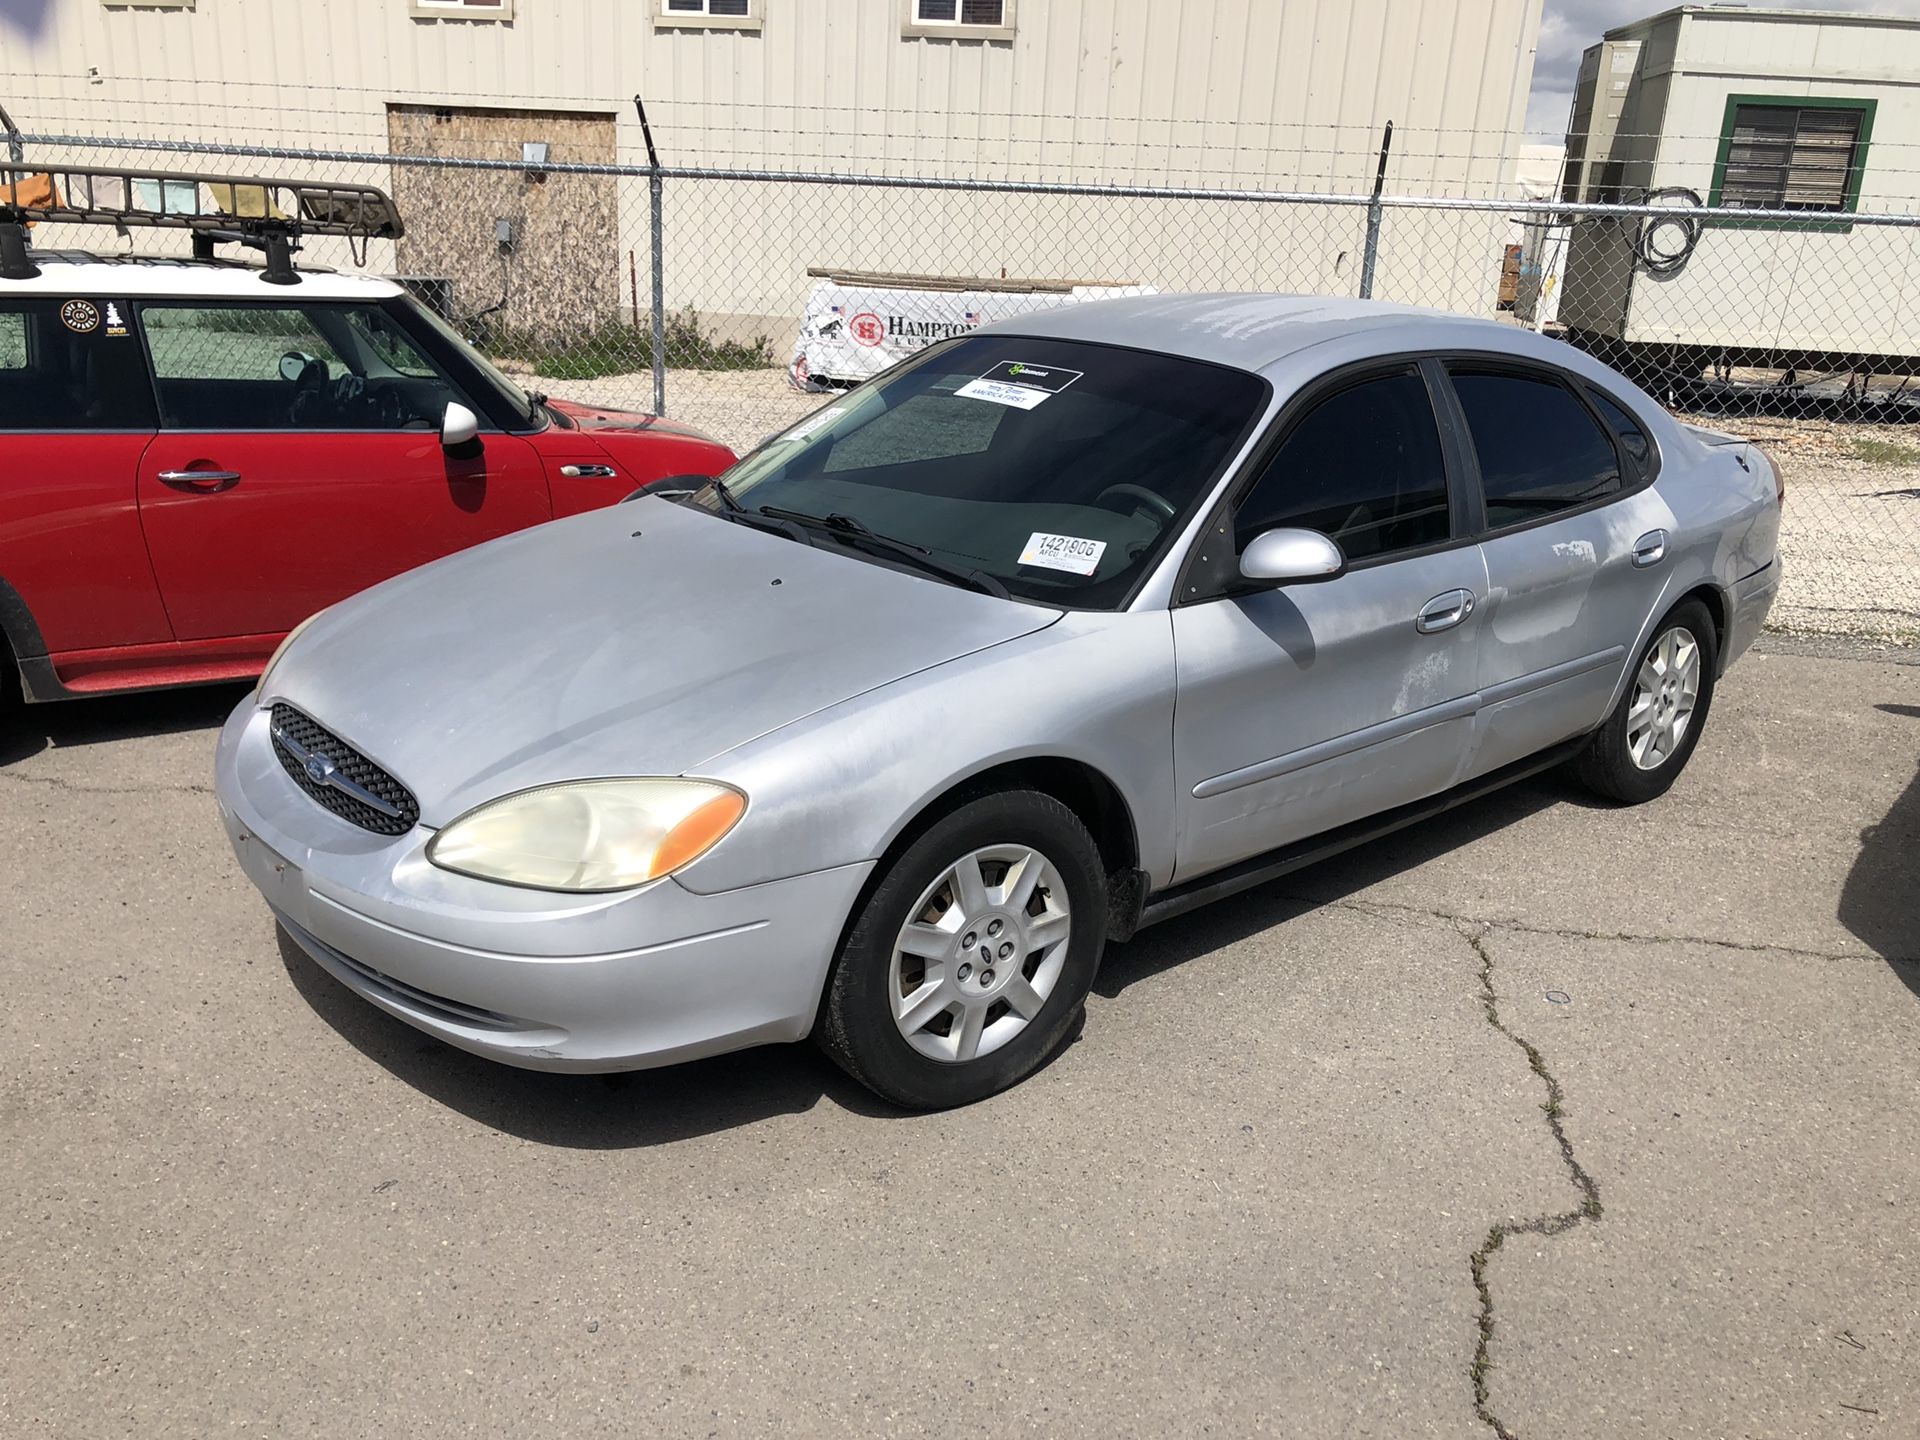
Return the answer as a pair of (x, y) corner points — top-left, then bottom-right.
(546, 397), (719, 443)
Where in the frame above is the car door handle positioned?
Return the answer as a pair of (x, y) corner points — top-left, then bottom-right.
(1415, 589), (1476, 634)
(1632, 529), (1668, 568)
(558, 463), (617, 479)
(156, 469), (241, 493)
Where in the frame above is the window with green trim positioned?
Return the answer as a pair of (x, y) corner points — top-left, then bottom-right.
(1712, 98), (1874, 213)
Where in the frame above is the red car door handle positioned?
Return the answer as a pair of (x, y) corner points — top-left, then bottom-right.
(157, 469), (241, 493)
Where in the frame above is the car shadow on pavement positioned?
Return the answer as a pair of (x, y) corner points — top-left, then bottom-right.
(275, 928), (909, 1147)
(1095, 774), (1573, 998)
(0, 683), (250, 766)
(1839, 703), (1920, 994)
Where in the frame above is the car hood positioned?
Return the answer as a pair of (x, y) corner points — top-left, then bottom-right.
(269, 498), (1061, 825)
(546, 397), (720, 443)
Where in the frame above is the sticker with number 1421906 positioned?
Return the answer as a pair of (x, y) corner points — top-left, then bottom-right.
(1019, 531), (1107, 576)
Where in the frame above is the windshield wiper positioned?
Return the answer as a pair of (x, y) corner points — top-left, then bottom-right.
(757, 505), (1010, 600)
(669, 480), (820, 546)
(756, 505), (920, 547)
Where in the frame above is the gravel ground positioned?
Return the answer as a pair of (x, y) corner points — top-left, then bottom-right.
(1677, 413), (1920, 641)
(528, 366), (1920, 641)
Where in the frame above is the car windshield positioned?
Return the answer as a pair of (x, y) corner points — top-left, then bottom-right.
(706, 335), (1267, 608)
(391, 293), (540, 427)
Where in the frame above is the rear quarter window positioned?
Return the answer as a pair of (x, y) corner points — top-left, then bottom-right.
(0, 311), (25, 369)
(1588, 389), (1654, 473)
(0, 299), (157, 431)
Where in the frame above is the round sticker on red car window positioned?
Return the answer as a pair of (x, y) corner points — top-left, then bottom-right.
(60, 299), (101, 334)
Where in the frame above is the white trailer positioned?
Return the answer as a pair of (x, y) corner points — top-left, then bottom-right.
(1556, 5), (1920, 384)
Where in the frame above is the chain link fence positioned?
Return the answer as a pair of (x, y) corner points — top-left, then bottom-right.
(10, 122), (1920, 641)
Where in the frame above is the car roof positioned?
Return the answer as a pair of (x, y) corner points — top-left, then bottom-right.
(976, 293), (1528, 374)
(3, 251), (403, 301)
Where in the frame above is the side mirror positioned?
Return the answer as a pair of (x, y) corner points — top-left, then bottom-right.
(441, 402), (481, 449)
(1238, 527), (1346, 586)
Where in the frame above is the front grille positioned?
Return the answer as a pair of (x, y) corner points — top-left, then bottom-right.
(268, 703), (420, 836)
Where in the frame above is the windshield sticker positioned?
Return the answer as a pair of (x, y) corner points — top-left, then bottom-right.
(956, 360), (1085, 410)
(59, 299), (101, 334)
(782, 407), (841, 443)
(1020, 532), (1107, 576)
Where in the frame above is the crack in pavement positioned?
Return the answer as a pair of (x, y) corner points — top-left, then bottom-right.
(1464, 926), (1604, 1440)
(0, 771), (214, 799)
(1290, 891), (1902, 964)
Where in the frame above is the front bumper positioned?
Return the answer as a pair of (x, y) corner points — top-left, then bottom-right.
(214, 698), (872, 1072)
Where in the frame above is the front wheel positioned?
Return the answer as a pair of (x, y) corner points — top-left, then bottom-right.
(1570, 598), (1719, 804)
(816, 789), (1107, 1109)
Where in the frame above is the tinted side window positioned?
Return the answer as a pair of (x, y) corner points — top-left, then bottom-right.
(0, 299), (157, 431)
(1235, 370), (1450, 561)
(1588, 389), (1652, 472)
(1452, 369), (1622, 528)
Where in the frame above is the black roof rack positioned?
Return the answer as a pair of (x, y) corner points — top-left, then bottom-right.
(0, 162), (403, 285)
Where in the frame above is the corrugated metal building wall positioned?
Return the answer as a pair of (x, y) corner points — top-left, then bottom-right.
(3, 1), (1544, 331)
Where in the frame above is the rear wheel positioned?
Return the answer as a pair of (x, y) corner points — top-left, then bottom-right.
(1570, 598), (1718, 804)
(817, 789), (1106, 1109)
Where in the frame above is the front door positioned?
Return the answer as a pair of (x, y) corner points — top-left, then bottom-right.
(1171, 366), (1486, 881)
(133, 300), (552, 642)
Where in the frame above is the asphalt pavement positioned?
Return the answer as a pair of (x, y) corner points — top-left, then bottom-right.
(2, 640), (1916, 1438)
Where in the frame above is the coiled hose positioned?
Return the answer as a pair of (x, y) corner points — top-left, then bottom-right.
(1632, 186), (1704, 276)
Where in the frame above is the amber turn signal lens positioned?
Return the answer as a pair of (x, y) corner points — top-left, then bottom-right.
(654, 789), (747, 877)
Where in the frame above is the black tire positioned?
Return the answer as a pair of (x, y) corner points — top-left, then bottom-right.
(817, 789), (1107, 1109)
(1570, 598), (1719, 804)
(0, 635), (17, 726)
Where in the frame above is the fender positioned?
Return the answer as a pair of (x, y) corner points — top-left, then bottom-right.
(0, 574), (48, 659)
(0, 575), (75, 703)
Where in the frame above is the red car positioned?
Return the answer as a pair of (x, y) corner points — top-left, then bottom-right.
(0, 258), (734, 709)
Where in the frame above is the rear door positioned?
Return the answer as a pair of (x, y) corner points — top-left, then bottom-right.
(133, 300), (551, 642)
(1171, 364), (1487, 880)
(0, 295), (170, 662)
(1446, 363), (1673, 779)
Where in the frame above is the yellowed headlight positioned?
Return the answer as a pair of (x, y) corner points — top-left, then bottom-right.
(426, 779), (746, 892)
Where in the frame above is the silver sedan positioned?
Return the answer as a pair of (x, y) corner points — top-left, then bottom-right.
(215, 295), (1782, 1108)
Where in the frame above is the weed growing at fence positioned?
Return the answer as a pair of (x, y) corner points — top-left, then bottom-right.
(480, 310), (773, 379)
(663, 309), (776, 371)
(1850, 437), (1920, 466)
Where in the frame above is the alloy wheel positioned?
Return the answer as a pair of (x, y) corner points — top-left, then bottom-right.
(887, 844), (1072, 1064)
(1627, 625), (1701, 770)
